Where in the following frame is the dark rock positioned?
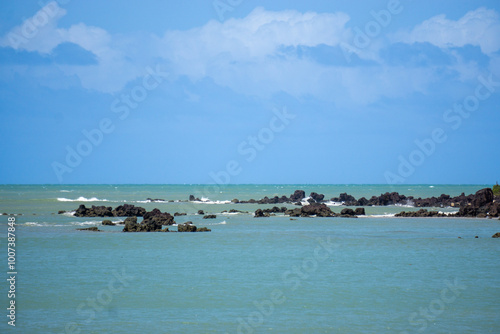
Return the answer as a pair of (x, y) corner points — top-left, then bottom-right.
(331, 193), (357, 205)
(232, 198), (239, 203)
(123, 217), (140, 232)
(143, 209), (175, 225)
(354, 208), (366, 215)
(74, 205), (113, 217)
(472, 188), (494, 208)
(203, 215), (217, 219)
(123, 216), (165, 232)
(178, 223), (197, 232)
(356, 197), (369, 206)
(310, 192), (325, 203)
(198, 227), (211, 232)
(254, 209), (270, 218)
(297, 203), (335, 217)
(174, 212), (187, 216)
(198, 210), (205, 215)
(488, 202), (500, 217)
(77, 227), (99, 232)
(492, 232), (500, 238)
(58, 210), (66, 214)
(290, 190), (306, 202)
(285, 208), (302, 217)
(229, 209), (248, 213)
(102, 220), (115, 226)
(395, 209), (446, 217)
(112, 204), (146, 217)
(189, 195), (201, 202)
(146, 198), (165, 202)
(340, 208), (356, 216)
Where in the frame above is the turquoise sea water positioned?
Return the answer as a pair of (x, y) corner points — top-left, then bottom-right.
(1, 184), (499, 333)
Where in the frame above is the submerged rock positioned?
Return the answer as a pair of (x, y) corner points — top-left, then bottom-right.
(203, 215), (217, 219)
(77, 227), (100, 232)
(178, 223), (197, 232)
(254, 209), (270, 218)
(395, 209), (446, 217)
(102, 220), (115, 226)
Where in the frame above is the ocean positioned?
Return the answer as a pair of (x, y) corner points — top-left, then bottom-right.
(1, 184), (499, 333)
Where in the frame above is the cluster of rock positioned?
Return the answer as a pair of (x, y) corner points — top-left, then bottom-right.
(254, 204), (366, 218)
(395, 209), (448, 218)
(254, 207), (288, 217)
(78, 218), (210, 233)
(188, 189), (485, 208)
(455, 188), (500, 218)
(394, 188), (500, 218)
(73, 204), (146, 217)
(122, 216), (209, 232)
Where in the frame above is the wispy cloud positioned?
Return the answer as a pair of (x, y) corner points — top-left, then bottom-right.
(1, 5), (498, 103)
(393, 7), (500, 55)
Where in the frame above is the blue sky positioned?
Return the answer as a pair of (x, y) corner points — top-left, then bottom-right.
(0, 0), (499, 184)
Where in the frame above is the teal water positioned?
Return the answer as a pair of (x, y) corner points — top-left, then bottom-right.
(1, 185), (499, 333)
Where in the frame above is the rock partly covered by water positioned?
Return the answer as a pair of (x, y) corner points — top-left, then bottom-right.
(393, 188), (500, 218)
(395, 209), (447, 218)
(178, 222), (211, 232)
(77, 226), (100, 232)
(254, 207), (288, 217)
(102, 220), (115, 226)
(112, 204), (146, 217)
(75, 205), (114, 217)
(122, 216), (169, 232)
(74, 204), (146, 217)
(492, 232), (500, 238)
(142, 208), (175, 226)
(286, 203), (335, 217)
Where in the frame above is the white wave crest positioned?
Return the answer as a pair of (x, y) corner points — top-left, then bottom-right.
(57, 197), (108, 202)
(365, 214), (396, 218)
(62, 211), (76, 217)
(325, 201), (344, 206)
(70, 221), (101, 226)
(204, 221), (227, 226)
(60, 190), (73, 193)
(193, 198), (231, 204)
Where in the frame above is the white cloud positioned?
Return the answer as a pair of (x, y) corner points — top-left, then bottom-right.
(0, 1), (66, 53)
(0, 5), (496, 103)
(159, 7), (351, 80)
(395, 7), (500, 54)
(0, 2), (144, 93)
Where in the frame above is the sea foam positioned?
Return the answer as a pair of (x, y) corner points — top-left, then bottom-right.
(57, 197), (108, 202)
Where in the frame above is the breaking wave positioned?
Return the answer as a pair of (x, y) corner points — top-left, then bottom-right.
(57, 197), (109, 202)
